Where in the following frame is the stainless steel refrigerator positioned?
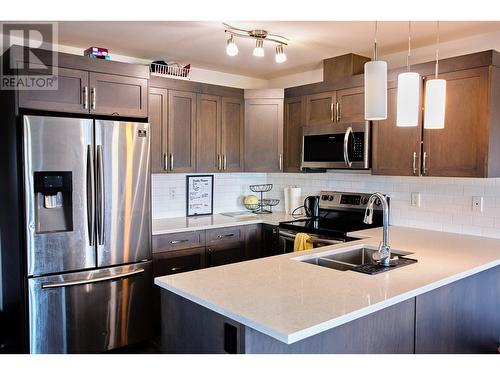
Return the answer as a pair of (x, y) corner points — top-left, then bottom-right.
(23, 115), (152, 353)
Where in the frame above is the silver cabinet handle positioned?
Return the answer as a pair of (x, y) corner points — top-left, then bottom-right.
(343, 126), (353, 168)
(423, 151), (428, 175)
(279, 153), (283, 171)
(96, 145), (105, 245)
(218, 154), (221, 170)
(42, 268), (144, 289)
(163, 153), (168, 171)
(223, 154), (227, 170)
(170, 267), (184, 272)
(336, 102), (341, 122)
(169, 153), (174, 171)
(86, 145), (95, 246)
(83, 86), (89, 110)
(412, 151), (418, 175)
(216, 233), (235, 239)
(330, 102), (334, 122)
(91, 87), (96, 110)
(170, 239), (189, 244)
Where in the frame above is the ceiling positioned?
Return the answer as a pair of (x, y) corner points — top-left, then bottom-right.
(57, 21), (500, 79)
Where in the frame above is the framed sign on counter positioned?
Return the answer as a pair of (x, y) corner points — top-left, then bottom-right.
(186, 175), (214, 216)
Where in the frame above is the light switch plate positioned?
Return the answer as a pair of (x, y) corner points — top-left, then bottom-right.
(472, 196), (483, 212)
(411, 192), (421, 208)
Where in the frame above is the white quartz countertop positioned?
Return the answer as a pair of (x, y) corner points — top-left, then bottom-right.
(152, 212), (298, 235)
(154, 226), (500, 344)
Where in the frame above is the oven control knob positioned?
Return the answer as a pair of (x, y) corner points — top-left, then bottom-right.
(374, 198), (381, 206)
(362, 197), (369, 205)
(328, 195), (334, 201)
(321, 195), (329, 201)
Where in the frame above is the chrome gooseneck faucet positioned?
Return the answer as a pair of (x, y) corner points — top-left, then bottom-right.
(363, 192), (391, 266)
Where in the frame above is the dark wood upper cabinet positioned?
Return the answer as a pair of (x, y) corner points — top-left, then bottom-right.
(168, 90), (197, 173)
(221, 97), (245, 172)
(284, 96), (306, 172)
(149, 87), (168, 173)
(336, 86), (365, 123)
(89, 72), (148, 117)
(422, 67), (489, 177)
(372, 81), (423, 176)
(18, 67), (89, 113)
(244, 98), (284, 172)
(305, 91), (336, 126)
(196, 94), (222, 172)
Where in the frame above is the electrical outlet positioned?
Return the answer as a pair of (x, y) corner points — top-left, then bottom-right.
(472, 196), (483, 212)
(410, 192), (421, 208)
(169, 187), (176, 200)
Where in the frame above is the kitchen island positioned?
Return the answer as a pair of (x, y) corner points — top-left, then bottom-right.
(154, 226), (500, 354)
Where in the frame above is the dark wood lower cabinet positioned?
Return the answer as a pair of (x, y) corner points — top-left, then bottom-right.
(160, 265), (500, 354)
(415, 265), (500, 353)
(261, 224), (280, 257)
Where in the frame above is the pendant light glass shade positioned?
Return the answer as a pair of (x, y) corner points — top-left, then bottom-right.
(275, 44), (287, 63)
(253, 39), (264, 57)
(226, 35), (238, 57)
(424, 79), (446, 129)
(396, 72), (421, 127)
(364, 60), (387, 120)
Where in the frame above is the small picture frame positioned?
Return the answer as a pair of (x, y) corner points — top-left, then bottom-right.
(186, 175), (214, 216)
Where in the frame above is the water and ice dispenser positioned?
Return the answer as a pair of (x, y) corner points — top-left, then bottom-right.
(34, 171), (73, 233)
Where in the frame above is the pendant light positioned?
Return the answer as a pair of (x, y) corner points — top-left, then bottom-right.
(397, 21), (421, 127)
(226, 35), (238, 57)
(365, 21), (387, 121)
(275, 44), (287, 63)
(424, 21), (446, 129)
(253, 39), (264, 57)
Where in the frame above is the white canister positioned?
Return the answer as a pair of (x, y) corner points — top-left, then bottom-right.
(284, 186), (302, 215)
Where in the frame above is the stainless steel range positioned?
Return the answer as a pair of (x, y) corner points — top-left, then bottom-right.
(278, 191), (387, 253)
(23, 115), (152, 353)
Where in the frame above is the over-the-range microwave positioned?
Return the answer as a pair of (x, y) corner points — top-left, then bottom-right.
(301, 121), (370, 170)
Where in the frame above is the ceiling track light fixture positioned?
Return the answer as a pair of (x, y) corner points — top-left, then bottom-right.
(424, 21), (447, 129)
(397, 21), (421, 127)
(364, 21), (388, 121)
(223, 23), (288, 63)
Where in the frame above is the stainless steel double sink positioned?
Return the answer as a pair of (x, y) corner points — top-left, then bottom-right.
(294, 245), (416, 274)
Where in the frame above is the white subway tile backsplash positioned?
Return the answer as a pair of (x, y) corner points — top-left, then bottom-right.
(152, 171), (500, 239)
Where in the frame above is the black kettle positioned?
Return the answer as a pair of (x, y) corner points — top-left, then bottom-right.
(304, 195), (320, 218)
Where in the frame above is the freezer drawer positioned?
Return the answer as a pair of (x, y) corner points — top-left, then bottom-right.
(28, 261), (153, 353)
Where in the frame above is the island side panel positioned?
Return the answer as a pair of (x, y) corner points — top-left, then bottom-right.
(161, 290), (245, 354)
(243, 298), (416, 354)
(415, 265), (500, 354)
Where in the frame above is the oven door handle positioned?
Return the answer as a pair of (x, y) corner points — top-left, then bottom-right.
(343, 126), (353, 168)
(279, 231), (345, 245)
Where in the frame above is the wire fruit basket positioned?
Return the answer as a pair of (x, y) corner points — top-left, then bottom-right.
(244, 184), (280, 214)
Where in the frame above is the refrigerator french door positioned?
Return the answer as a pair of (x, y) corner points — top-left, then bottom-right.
(23, 115), (152, 354)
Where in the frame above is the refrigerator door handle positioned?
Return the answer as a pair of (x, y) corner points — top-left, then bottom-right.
(41, 268), (145, 289)
(97, 145), (105, 245)
(87, 145), (95, 246)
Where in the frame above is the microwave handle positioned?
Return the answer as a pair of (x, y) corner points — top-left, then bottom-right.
(343, 126), (353, 168)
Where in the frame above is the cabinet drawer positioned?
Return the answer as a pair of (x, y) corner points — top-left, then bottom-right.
(153, 247), (205, 277)
(206, 226), (244, 245)
(153, 231), (205, 253)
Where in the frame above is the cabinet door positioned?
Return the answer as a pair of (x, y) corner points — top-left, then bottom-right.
(261, 224), (280, 257)
(196, 94), (222, 172)
(305, 91), (336, 126)
(206, 243), (246, 267)
(372, 81), (422, 176)
(89, 72), (148, 117)
(422, 67), (489, 177)
(168, 90), (197, 173)
(149, 87), (168, 173)
(18, 67), (89, 113)
(221, 97), (245, 172)
(244, 224), (262, 260)
(153, 247), (205, 277)
(336, 86), (365, 123)
(244, 99), (284, 172)
(284, 97), (306, 172)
